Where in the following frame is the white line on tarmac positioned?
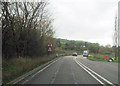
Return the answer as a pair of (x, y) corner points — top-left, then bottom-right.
(50, 59), (62, 84)
(71, 58), (78, 84)
(75, 57), (115, 86)
(74, 59), (105, 86)
(21, 57), (62, 84)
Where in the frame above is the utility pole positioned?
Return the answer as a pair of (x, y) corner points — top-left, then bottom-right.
(118, 2), (120, 60)
(113, 11), (118, 60)
(118, 2), (120, 86)
(114, 14), (118, 60)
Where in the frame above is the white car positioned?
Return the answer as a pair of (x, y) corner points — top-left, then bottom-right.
(72, 52), (77, 56)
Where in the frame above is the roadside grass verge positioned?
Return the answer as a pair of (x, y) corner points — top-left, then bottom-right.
(88, 57), (108, 62)
(87, 55), (119, 63)
(2, 56), (58, 84)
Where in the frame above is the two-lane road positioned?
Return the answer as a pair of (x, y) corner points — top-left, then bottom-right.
(19, 55), (118, 85)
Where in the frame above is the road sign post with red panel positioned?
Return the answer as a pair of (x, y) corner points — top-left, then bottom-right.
(48, 43), (53, 48)
(47, 42), (53, 55)
(48, 47), (52, 52)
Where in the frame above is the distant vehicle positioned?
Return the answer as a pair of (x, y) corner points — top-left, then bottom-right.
(72, 52), (77, 56)
(83, 51), (89, 57)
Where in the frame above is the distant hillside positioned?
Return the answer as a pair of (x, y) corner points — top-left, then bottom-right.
(54, 38), (113, 55)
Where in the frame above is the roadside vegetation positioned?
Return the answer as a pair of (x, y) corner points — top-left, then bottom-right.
(55, 38), (115, 55)
(3, 56), (56, 84)
(55, 38), (119, 62)
(2, 1), (57, 84)
(87, 55), (119, 62)
(2, 1), (55, 59)
(2, 1), (119, 84)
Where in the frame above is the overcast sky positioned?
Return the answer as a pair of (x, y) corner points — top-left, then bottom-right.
(49, 0), (119, 46)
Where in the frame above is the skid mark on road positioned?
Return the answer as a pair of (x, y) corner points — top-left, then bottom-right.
(70, 62), (78, 84)
(50, 58), (63, 84)
(50, 66), (60, 84)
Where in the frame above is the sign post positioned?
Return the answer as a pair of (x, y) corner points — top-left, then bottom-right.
(48, 47), (52, 52)
(47, 42), (53, 56)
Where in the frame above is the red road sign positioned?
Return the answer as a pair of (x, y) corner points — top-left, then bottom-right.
(48, 47), (52, 52)
(47, 42), (53, 52)
(105, 56), (109, 60)
(48, 43), (53, 47)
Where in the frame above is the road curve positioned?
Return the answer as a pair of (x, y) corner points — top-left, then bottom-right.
(18, 55), (118, 85)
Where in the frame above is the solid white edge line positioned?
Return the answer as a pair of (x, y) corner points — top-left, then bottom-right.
(75, 58), (115, 86)
(74, 59), (105, 86)
(21, 57), (62, 84)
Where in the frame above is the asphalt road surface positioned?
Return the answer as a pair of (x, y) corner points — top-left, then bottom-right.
(19, 55), (118, 85)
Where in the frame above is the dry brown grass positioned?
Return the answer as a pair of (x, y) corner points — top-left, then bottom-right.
(3, 56), (53, 83)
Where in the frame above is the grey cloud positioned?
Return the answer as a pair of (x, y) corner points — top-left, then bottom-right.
(49, 0), (119, 46)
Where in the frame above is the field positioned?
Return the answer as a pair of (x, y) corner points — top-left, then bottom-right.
(88, 54), (119, 62)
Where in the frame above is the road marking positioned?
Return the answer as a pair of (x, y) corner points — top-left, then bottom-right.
(22, 57), (62, 84)
(71, 58), (78, 84)
(76, 58), (115, 85)
(77, 60), (114, 84)
(74, 59), (105, 86)
(21, 79), (29, 84)
(50, 70), (59, 84)
(51, 58), (64, 84)
(71, 67), (78, 84)
(75, 58), (115, 86)
(50, 66), (60, 84)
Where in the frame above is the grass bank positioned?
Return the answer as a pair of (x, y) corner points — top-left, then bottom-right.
(2, 55), (59, 84)
(87, 54), (119, 62)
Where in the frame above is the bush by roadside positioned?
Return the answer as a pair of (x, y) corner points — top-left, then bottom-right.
(2, 56), (58, 84)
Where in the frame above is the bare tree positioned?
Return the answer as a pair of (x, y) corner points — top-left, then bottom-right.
(2, 1), (55, 59)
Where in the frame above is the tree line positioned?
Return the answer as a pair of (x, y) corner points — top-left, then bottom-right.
(2, 1), (118, 59)
(55, 38), (114, 55)
(2, 1), (55, 59)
